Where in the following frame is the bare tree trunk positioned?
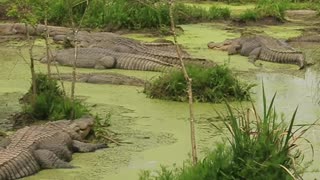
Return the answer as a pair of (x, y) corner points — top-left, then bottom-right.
(69, 0), (89, 120)
(44, 8), (51, 78)
(70, 30), (78, 120)
(168, 0), (198, 165)
(25, 23), (37, 102)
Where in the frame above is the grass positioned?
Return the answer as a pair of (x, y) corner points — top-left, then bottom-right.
(140, 84), (315, 180)
(23, 73), (89, 120)
(42, 0), (232, 30)
(237, 0), (289, 21)
(144, 65), (254, 103)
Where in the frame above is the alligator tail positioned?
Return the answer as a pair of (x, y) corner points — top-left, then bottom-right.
(0, 149), (40, 180)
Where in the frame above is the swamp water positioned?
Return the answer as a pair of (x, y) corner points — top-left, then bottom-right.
(0, 23), (319, 179)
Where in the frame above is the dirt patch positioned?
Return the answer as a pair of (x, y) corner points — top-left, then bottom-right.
(52, 73), (146, 86)
(285, 10), (318, 22)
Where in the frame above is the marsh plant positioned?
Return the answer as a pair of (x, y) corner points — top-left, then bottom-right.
(239, 0), (290, 21)
(144, 65), (254, 103)
(40, 0), (231, 30)
(24, 74), (89, 120)
(140, 85), (314, 180)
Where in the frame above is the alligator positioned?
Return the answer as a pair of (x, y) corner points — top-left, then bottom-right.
(0, 23), (70, 36)
(51, 73), (146, 86)
(208, 35), (306, 69)
(42, 48), (178, 72)
(52, 31), (215, 67)
(0, 117), (107, 180)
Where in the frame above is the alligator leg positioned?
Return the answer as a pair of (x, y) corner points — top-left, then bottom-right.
(34, 149), (74, 169)
(0, 137), (10, 148)
(94, 56), (116, 69)
(72, 140), (108, 153)
(38, 145), (73, 162)
(248, 47), (262, 67)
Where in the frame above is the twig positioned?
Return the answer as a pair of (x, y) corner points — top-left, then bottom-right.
(68, 0), (90, 119)
(103, 136), (121, 146)
(169, 0), (198, 165)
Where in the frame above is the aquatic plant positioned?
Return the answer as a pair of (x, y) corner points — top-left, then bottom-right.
(140, 85), (314, 180)
(144, 65), (253, 103)
(24, 74), (89, 120)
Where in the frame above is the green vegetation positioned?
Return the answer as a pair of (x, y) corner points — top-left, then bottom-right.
(3, 0), (320, 29)
(239, 9), (259, 21)
(18, 0), (230, 30)
(140, 86), (313, 180)
(238, 0), (289, 21)
(23, 74), (89, 120)
(144, 65), (253, 103)
(4, 0), (320, 28)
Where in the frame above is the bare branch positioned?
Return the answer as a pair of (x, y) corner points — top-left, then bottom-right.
(169, 0), (198, 165)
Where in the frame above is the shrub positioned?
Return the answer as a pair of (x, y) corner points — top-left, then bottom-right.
(208, 6), (231, 20)
(24, 74), (89, 120)
(144, 65), (254, 103)
(140, 85), (314, 180)
(239, 9), (259, 21)
(255, 0), (290, 20)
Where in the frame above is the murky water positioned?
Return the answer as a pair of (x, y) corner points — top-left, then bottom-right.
(0, 21), (320, 180)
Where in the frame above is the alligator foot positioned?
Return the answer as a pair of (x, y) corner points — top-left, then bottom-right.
(72, 140), (108, 153)
(34, 149), (74, 169)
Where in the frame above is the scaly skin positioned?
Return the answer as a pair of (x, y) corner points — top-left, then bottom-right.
(208, 35), (306, 69)
(0, 117), (107, 180)
(43, 48), (178, 72)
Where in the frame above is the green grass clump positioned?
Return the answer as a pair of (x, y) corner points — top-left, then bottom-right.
(255, 0), (289, 20)
(140, 85), (313, 180)
(239, 9), (259, 21)
(24, 74), (89, 120)
(208, 6), (231, 20)
(144, 65), (253, 103)
(237, 0), (289, 22)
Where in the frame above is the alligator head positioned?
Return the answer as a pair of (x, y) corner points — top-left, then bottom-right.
(70, 117), (94, 139)
(207, 39), (234, 50)
(49, 117), (95, 140)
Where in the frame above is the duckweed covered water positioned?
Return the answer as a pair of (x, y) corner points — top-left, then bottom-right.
(0, 21), (319, 179)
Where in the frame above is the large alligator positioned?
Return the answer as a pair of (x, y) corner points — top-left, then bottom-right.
(53, 31), (215, 67)
(52, 72), (146, 86)
(0, 23), (70, 36)
(0, 117), (107, 180)
(208, 35), (306, 69)
(42, 48), (178, 72)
